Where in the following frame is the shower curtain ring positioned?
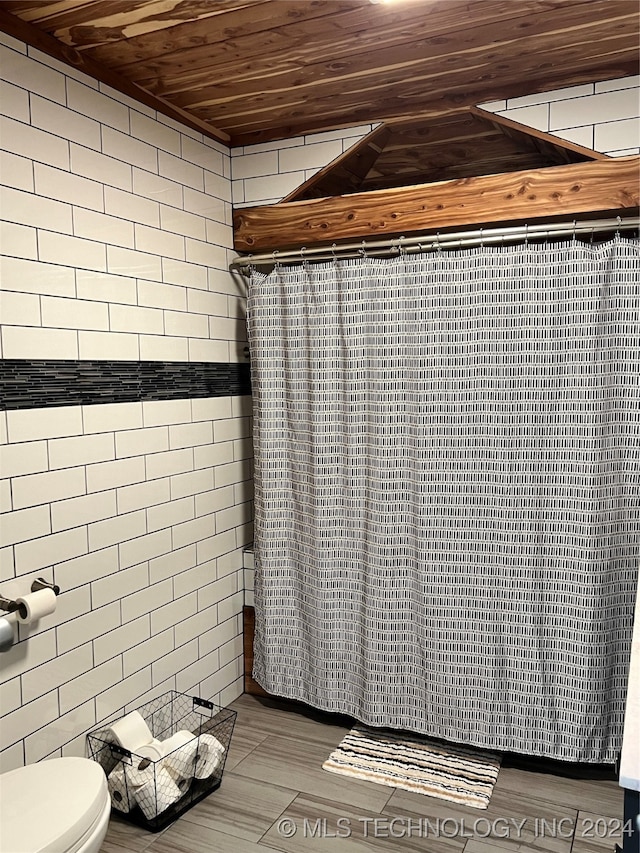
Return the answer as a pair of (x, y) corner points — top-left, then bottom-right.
(615, 215), (623, 241)
(435, 232), (442, 252)
(524, 224), (529, 246)
(360, 240), (368, 258)
(479, 227), (483, 248)
(331, 243), (337, 261)
(572, 220), (577, 241)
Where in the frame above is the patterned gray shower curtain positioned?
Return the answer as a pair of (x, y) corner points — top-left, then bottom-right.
(247, 235), (640, 763)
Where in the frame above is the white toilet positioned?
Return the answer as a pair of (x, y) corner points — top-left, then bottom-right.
(0, 757), (110, 853)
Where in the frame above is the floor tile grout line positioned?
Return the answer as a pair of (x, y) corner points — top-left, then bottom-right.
(225, 730), (274, 772)
(256, 790), (305, 846)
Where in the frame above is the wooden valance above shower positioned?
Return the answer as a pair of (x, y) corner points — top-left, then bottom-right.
(233, 155), (640, 253)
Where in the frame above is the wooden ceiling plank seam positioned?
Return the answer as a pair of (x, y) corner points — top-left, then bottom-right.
(164, 8), (638, 102)
(47, 1), (262, 50)
(0, 7), (231, 145)
(4, 0), (117, 24)
(381, 114), (502, 148)
(125, 5), (636, 100)
(171, 19), (638, 115)
(108, 0), (607, 83)
(83, 0), (368, 69)
(360, 159), (567, 191)
(233, 157), (640, 253)
(383, 130), (503, 152)
(8, 0), (258, 42)
(220, 49), (639, 143)
(371, 147), (569, 176)
(173, 48), (639, 135)
(10, 0), (166, 33)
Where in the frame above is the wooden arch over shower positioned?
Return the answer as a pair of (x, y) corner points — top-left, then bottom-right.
(233, 109), (640, 254)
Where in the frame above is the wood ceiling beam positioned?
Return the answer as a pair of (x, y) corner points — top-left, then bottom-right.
(233, 157), (640, 252)
(0, 7), (230, 145)
(470, 107), (608, 162)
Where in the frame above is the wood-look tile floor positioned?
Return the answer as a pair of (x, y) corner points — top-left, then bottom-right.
(101, 693), (625, 853)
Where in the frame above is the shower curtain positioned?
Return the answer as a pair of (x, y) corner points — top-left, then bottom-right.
(248, 235), (640, 763)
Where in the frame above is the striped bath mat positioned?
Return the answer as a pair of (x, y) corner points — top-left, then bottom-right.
(322, 727), (501, 809)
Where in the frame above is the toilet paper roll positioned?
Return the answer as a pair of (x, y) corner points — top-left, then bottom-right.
(108, 767), (136, 813)
(124, 739), (165, 787)
(161, 730), (199, 780)
(108, 711), (154, 752)
(137, 740), (164, 762)
(125, 757), (154, 789)
(193, 734), (225, 779)
(135, 766), (182, 821)
(167, 771), (191, 796)
(15, 588), (57, 624)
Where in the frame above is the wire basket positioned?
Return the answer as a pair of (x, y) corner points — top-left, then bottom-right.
(87, 691), (236, 832)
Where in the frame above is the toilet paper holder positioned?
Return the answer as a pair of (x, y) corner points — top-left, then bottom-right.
(0, 578), (61, 613)
(31, 577), (60, 595)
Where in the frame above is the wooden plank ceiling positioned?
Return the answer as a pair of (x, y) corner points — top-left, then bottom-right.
(2, 0), (638, 147)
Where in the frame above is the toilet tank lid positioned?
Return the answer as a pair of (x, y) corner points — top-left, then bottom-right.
(0, 757), (108, 853)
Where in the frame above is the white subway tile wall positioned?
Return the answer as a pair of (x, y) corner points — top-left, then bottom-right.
(231, 125), (379, 207)
(0, 43), (245, 366)
(0, 40), (251, 772)
(478, 76), (639, 157)
(0, 397), (252, 770)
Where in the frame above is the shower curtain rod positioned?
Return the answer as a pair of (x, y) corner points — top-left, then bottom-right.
(230, 215), (640, 272)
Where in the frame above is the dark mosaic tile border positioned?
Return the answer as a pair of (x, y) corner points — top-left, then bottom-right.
(0, 360), (251, 410)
